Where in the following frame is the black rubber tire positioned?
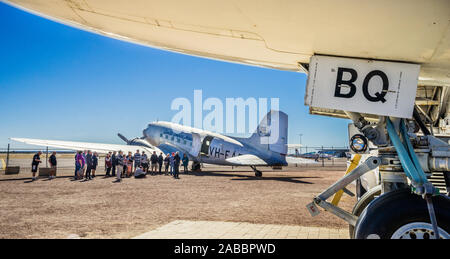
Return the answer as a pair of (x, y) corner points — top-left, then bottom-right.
(354, 188), (450, 239)
(255, 171), (262, 177)
(349, 185), (382, 238)
(191, 162), (201, 171)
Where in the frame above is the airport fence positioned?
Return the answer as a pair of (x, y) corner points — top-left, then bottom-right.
(0, 146), (81, 171)
(0, 145), (350, 171)
(287, 145), (350, 168)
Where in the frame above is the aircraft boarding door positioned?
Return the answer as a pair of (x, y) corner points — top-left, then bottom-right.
(200, 136), (214, 157)
(189, 133), (202, 157)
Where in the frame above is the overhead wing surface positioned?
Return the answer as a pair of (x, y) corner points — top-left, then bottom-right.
(11, 138), (162, 155)
(3, 0), (450, 87)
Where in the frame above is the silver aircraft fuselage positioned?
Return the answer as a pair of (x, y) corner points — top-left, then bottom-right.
(143, 121), (287, 166)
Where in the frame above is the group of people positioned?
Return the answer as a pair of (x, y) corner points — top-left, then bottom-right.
(30, 149), (190, 182)
(30, 151), (58, 181)
(74, 150), (99, 180)
(74, 149), (189, 182)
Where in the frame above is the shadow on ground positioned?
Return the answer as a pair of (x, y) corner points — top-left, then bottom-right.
(0, 170), (320, 185)
(188, 170), (319, 184)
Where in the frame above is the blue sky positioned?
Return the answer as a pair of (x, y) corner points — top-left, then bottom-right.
(0, 2), (350, 150)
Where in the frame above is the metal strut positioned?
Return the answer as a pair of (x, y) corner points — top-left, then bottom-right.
(306, 156), (381, 226)
(386, 118), (441, 239)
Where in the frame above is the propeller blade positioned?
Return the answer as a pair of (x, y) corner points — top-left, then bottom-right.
(117, 133), (129, 144)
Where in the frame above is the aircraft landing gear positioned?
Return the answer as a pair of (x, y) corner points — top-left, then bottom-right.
(348, 185), (382, 238)
(191, 162), (201, 172)
(354, 188), (450, 239)
(251, 166), (262, 177)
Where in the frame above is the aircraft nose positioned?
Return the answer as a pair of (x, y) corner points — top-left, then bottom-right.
(144, 126), (159, 146)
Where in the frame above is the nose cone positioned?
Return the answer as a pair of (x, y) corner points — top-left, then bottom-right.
(143, 125), (159, 146)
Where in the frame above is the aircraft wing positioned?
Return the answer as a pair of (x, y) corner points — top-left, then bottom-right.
(11, 138), (162, 155)
(3, 0), (450, 87)
(285, 156), (318, 165)
(225, 154), (268, 166)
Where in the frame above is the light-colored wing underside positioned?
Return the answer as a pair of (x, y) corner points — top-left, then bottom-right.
(225, 154), (268, 166)
(11, 138), (161, 155)
(3, 0), (450, 87)
(285, 156), (318, 165)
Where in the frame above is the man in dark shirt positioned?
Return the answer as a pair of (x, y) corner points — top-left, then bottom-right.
(91, 152), (98, 178)
(174, 152), (181, 179)
(111, 151), (117, 177)
(85, 150), (93, 180)
(31, 151), (42, 181)
(158, 153), (164, 174)
(49, 151), (57, 180)
(150, 151), (158, 175)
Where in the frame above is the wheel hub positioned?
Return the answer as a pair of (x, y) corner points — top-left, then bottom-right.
(391, 222), (450, 239)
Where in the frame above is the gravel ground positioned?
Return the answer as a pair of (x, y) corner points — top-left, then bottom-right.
(0, 156), (353, 239)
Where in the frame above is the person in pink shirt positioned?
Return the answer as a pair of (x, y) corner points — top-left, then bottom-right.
(75, 151), (85, 180)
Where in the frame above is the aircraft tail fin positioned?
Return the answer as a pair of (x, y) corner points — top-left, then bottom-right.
(248, 110), (288, 155)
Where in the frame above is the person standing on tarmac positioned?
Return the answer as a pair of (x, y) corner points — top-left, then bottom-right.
(134, 150), (141, 172)
(31, 151), (42, 181)
(114, 151), (124, 183)
(141, 151), (148, 173)
(105, 152), (112, 177)
(91, 152), (98, 178)
(158, 152), (164, 174)
(182, 153), (189, 174)
(169, 153), (175, 176)
(164, 154), (170, 175)
(74, 153), (78, 179)
(150, 151), (158, 175)
(82, 150), (87, 175)
(48, 151), (57, 180)
(173, 152), (181, 179)
(111, 151), (117, 177)
(85, 150), (93, 180)
(126, 152), (134, 177)
(75, 151), (85, 179)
